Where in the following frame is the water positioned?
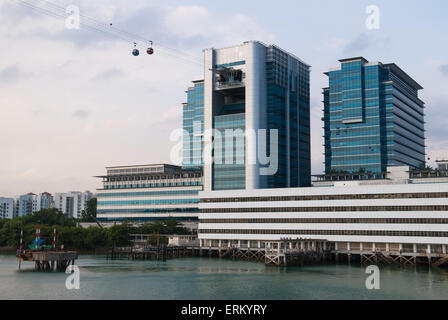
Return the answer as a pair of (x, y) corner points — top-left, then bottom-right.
(1, 254), (448, 300)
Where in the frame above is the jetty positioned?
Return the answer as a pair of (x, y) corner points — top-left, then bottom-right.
(106, 246), (200, 261)
(15, 225), (78, 271)
(16, 250), (78, 271)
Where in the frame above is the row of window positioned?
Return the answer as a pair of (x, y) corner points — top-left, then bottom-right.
(98, 199), (199, 206)
(200, 218), (448, 224)
(98, 190), (199, 198)
(201, 192), (448, 203)
(97, 208), (200, 214)
(199, 229), (448, 238)
(104, 181), (202, 189)
(201, 206), (448, 213)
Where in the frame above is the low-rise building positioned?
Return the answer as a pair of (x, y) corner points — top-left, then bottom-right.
(96, 164), (202, 222)
(198, 166), (448, 264)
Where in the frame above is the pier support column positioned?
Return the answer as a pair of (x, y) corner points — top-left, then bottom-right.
(386, 243), (390, 252)
(258, 241), (261, 249)
(413, 244), (417, 253)
(347, 242), (351, 252)
(360, 242), (363, 251)
(372, 243), (376, 252)
(443, 245), (447, 254)
(427, 244), (431, 255)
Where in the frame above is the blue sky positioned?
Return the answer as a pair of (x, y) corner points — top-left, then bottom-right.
(0, 0), (447, 196)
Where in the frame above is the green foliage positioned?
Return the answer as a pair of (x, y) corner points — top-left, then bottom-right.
(146, 233), (168, 246)
(0, 209), (191, 250)
(108, 221), (131, 247)
(21, 208), (76, 227)
(138, 218), (189, 235)
(81, 198), (97, 222)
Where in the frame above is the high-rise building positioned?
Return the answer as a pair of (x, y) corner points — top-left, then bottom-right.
(96, 164), (202, 222)
(18, 193), (39, 216)
(16, 192), (55, 217)
(183, 80), (204, 170)
(0, 197), (14, 219)
(323, 57), (426, 174)
(200, 41), (311, 191)
(54, 191), (92, 219)
(39, 192), (54, 210)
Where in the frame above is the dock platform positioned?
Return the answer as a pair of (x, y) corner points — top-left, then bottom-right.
(16, 251), (78, 271)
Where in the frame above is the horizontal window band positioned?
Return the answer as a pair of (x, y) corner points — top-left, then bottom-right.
(200, 206), (448, 213)
(200, 218), (448, 224)
(201, 192), (448, 203)
(198, 229), (448, 238)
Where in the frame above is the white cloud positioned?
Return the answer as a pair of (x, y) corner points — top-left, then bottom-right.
(0, 1), (277, 196)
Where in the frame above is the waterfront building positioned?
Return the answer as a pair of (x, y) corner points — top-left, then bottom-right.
(323, 57), (426, 174)
(54, 191), (92, 219)
(200, 41), (311, 191)
(0, 197), (14, 219)
(198, 166), (448, 264)
(96, 164), (202, 222)
(436, 160), (448, 171)
(183, 80), (204, 171)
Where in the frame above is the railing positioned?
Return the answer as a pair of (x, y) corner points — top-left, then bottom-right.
(216, 81), (244, 89)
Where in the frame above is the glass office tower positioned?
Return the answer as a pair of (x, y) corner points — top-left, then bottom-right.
(203, 41), (311, 191)
(323, 57), (426, 174)
(182, 80), (204, 170)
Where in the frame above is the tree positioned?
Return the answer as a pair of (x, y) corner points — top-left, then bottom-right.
(81, 198), (97, 222)
(146, 233), (168, 246)
(108, 221), (131, 247)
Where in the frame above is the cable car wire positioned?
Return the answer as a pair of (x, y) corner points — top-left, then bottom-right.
(12, 0), (203, 65)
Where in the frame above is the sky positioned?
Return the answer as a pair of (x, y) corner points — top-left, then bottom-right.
(0, 0), (447, 197)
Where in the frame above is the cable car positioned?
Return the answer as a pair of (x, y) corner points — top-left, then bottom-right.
(147, 41), (154, 55)
(132, 42), (139, 56)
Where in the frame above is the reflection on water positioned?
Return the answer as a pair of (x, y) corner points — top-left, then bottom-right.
(1, 254), (448, 300)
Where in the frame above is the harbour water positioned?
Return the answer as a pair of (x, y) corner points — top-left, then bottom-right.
(1, 254), (448, 300)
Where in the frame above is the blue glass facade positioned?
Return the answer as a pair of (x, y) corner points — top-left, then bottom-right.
(265, 47), (311, 188)
(183, 80), (204, 170)
(324, 57), (425, 174)
(213, 112), (246, 190)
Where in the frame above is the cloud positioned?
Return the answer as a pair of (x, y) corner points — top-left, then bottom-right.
(0, 1), (276, 196)
(72, 109), (90, 119)
(0, 65), (26, 83)
(440, 65), (448, 76)
(344, 32), (390, 54)
(92, 67), (124, 80)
